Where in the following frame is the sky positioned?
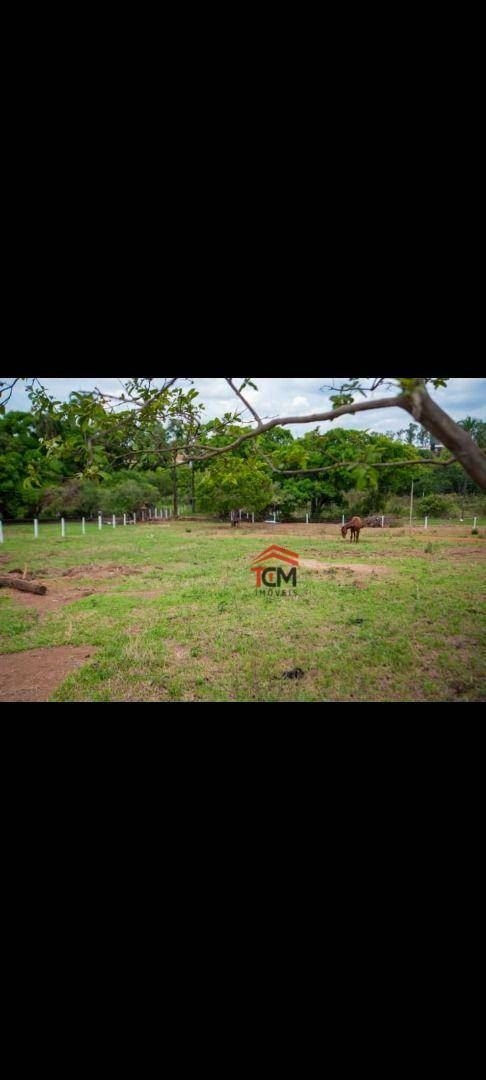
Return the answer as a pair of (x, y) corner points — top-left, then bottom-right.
(2, 377), (486, 439)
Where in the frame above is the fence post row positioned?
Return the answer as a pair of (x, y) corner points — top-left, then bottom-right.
(0, 511), (481, 546)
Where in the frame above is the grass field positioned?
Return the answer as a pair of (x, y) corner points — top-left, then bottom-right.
(0, 519), (485, 702)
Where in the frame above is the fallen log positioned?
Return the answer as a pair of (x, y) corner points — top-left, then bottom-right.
(0, 575), (47, 595)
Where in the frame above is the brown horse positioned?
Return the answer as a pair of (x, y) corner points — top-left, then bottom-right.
(341, 516), (362, 542)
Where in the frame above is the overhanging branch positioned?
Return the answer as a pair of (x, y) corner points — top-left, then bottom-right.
(260, 456), (456, 476)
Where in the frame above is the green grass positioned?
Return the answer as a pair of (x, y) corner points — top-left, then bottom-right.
(1, 520), (485, 701)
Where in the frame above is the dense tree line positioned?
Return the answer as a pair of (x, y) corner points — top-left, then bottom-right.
(1, 404), (484, 522)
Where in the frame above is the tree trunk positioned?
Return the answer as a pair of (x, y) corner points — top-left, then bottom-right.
(191, 464), (195, 513)
(0, 576), (47, 595)
(172, 463), (178, 517)
(402, 383), (486, 490)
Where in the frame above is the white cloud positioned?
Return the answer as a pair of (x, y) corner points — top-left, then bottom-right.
(2, 377), (486, 439)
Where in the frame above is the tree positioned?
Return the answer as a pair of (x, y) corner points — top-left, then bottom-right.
(1, 377), (485, 491)
(196, 457), (274, 517)
(458, 417), (486, 449)
(0, 410), (66, 518)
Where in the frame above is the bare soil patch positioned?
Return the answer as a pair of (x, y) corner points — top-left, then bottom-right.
(61, 563), (141, 578)
(448, 546), (486, 559)
(6, 581), (164, 615)
(5, 582), (96, 613)
(167, 642), (191, 661)
(0, 646), (98, 701)
(299, 558), (387, 577)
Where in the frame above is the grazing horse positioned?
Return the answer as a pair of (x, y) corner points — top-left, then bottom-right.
(341, 516), (362, 542)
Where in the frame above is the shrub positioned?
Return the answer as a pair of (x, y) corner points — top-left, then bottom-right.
(419, 494), (461, 519)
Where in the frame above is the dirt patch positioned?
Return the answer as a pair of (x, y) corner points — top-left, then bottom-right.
(167, 642), (191, 661)
(5, 583), (96, 613)
(6, 582), (165, 615)
(447, 635), (477, 649)
(299, 558), (387, 576)
(448, 546), (486, 558)
(61, 564), (141, 578)
(0, 645), (98, 701)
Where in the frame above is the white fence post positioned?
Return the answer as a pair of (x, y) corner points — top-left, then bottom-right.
(381, 515), (384, 528)
(424, 516), (428, 529)
(34, 519), (39, 538)
(133, 513), (136, 524)
(82, 517), (86, 534)
(112, 514), (116, 528)
(0, 521), (3, 543)
(306, 513), (309, 524)
(342, 514), (345, 526)
(98, 514), (102, 530)
(252, 512), (254, 524)
(123, 513), (127, 526)
(473, 516), (477, 529)
(61, 517), (65, 537)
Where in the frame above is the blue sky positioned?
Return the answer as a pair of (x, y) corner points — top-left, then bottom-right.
(2, 377), (485, 439)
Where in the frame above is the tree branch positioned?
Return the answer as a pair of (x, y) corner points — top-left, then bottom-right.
(225, 378), (263, 425)
(261, 456), (456, 476)
(0, 378), (21, 405)
(185, 393), (410, 462)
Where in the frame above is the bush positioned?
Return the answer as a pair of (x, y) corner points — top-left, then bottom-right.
(419, 494), (461, 519)
(384, 498), (408, 517)
(343, 493), (384, 518)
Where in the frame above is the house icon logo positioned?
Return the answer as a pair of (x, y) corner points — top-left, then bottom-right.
(250, 545), (299, 589)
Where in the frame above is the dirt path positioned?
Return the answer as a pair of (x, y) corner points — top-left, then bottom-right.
(0, 646), (97, 701)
